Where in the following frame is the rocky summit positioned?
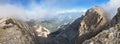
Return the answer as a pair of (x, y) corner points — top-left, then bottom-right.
(0, 17), (39, 44)
(83, 7), (120, 44)
(76, 6), (109, 44)
(0, 6), (120, 44)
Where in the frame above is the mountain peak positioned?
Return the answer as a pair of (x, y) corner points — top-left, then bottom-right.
(88, 6), (106, 17)
(83, 7), (120, 44)
(76, 6), (109, 44)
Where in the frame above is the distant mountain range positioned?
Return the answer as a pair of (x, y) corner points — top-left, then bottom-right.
(28, 12), (85, 32)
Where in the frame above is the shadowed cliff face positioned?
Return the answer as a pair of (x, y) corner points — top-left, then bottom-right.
(53, 15), (84, 44)
(83, 7), (120, 44)
(76, 6), (109, 44)
(0, 17), (39, 44)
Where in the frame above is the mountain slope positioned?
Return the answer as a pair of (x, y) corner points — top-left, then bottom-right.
(83, 7), (120, 44)
(76, 6), (109, 44)
(0, 17), (39, 44)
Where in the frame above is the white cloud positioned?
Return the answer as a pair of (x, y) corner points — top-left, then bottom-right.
(0, 1), (50, 20)
(55, 9), (87, 14)
(102, 0), (120, 19)
(0, 4), (28, 19)
(0, 0), (87, 20)
(0, 4), (48, 20)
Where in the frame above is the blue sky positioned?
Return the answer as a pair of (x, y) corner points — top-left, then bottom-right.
(0, 0), (119, 20)
(6, 0), (109, 9)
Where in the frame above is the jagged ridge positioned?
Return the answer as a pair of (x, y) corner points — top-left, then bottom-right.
(0, 17), (39, 44)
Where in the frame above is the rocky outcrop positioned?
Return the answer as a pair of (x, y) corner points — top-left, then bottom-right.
(0, 17), (39, 44)
(76, 6), (109, 44)
(33, 25), (50, 38)
(83, 7), (120, 44)
(83, 24), (120, 44)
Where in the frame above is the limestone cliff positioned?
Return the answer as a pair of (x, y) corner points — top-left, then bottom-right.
(76, 6), (109, 44)
(83, 7), (120, 44)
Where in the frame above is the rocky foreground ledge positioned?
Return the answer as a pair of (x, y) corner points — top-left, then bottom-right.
(0, 6), (119, 44)
(0, 17), (39, 44)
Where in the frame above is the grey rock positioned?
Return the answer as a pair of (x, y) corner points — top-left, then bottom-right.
(83, 7), (120, 44)
(53, 15), (84, 44)
(0, 17), (39, 44)
(76, 6), (109, 44)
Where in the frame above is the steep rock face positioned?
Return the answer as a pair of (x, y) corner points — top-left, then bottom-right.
(40, 15), (84, 44)
(0, 17), (39, 44)
(83, 7), (120, 44)
(52, 15), (84, 44)
(76, 6), (109, 44)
